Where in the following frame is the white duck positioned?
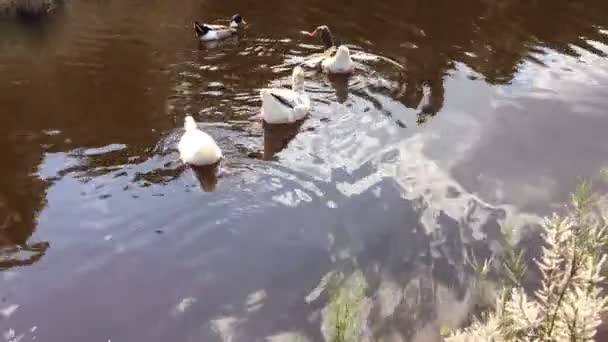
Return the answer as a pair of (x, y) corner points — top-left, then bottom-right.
(178, 116), (222, 166)
(321, 45), (355, 74)
(306, 26), (354, 74)
(260, 66), (311, 124)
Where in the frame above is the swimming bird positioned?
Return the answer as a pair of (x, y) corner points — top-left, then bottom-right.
(178, 116), (222, 166)
(418, 81), (433, 114)
(193, 22), (236, 41)
(305, 25), (335, 49)
(260, 66), (311, 124)
(208, 14), (247, 30)
(193, 15), (246, 41)
(305, 26), (354, 74)
(321, 45), (355, 74)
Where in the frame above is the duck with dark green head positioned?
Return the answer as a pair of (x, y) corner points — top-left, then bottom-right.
(193, 14), (246, 41)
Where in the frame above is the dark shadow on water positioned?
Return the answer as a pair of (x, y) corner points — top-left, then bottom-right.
(326, 73), (350, 103)
(190, 162), (220, 192)
(0, 6), (64, 49)
(0, 240), (49, 270)
(0, 134), (52, 269)
(262, 119), (305, 161)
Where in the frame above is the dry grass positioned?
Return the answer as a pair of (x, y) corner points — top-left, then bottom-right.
(0, 0), (56, 17)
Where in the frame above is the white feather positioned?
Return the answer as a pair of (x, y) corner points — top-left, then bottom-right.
(260, 67), (311, 124)
(178, 116), (222, 166)
(418, 83), (432, 112)
(321, 45), (355, 74)
(198, 30), (220, 41)
(199, 27), (237, 41)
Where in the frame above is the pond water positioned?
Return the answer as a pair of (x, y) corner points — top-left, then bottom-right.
(1, 0), (608, 341)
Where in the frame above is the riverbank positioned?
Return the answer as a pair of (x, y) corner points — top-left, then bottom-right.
(0, 0), (55, 17)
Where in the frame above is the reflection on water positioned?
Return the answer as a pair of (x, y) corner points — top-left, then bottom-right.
(190, 163), (220, 192)
(263, 120), (305, 161)
(0, 241), (49, 270)
(0, 0), (608, 340)
(198, 35), (241, 50)
(325, 73), (350, 103)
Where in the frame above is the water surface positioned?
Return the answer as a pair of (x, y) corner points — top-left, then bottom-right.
(1, 0), (608, 341)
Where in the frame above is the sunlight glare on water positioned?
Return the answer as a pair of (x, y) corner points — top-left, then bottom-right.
(1, 0), (608, 340)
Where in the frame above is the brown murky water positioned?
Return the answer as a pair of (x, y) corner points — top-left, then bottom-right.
(1, 0), (608, 340)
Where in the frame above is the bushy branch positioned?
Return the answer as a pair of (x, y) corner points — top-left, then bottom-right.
(448, 183), (608, 341)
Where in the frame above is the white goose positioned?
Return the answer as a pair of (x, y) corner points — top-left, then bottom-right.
(321, 45), (355, 74)
(306, 26), (354, 74)
(260, 66), (311, 124)
(178, 116), (222, 166)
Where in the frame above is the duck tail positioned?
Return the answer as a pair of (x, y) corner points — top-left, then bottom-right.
(184, 116), (198, 131)
(193, 21), (204, 36)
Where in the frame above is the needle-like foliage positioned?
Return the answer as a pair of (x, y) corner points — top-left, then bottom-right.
(448, 182), (608, 341)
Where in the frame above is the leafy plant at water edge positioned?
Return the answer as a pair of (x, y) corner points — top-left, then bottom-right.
(448, 182), (608, 341)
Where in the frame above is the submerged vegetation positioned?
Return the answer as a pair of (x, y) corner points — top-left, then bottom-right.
(0, 0), (56, 17)
(322, 182), (608, 341)
(325, 273), (367, 342)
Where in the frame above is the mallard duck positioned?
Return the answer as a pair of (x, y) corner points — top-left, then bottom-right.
(260, 66), (311, 124)
(305, 26), (354, 74)
(207, 14), (247, 30)
(193, 15), (246, 41)
(263, 119), (304, 160)
(193, 22), (236, 41)
(178, 116), (222, 166)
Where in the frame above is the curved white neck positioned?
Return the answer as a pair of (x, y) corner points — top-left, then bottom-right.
(335, 50), (351, 64)
(292, 78), (305, 93)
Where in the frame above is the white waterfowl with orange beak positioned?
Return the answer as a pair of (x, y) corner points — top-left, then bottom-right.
(306, 26), (355, 74)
